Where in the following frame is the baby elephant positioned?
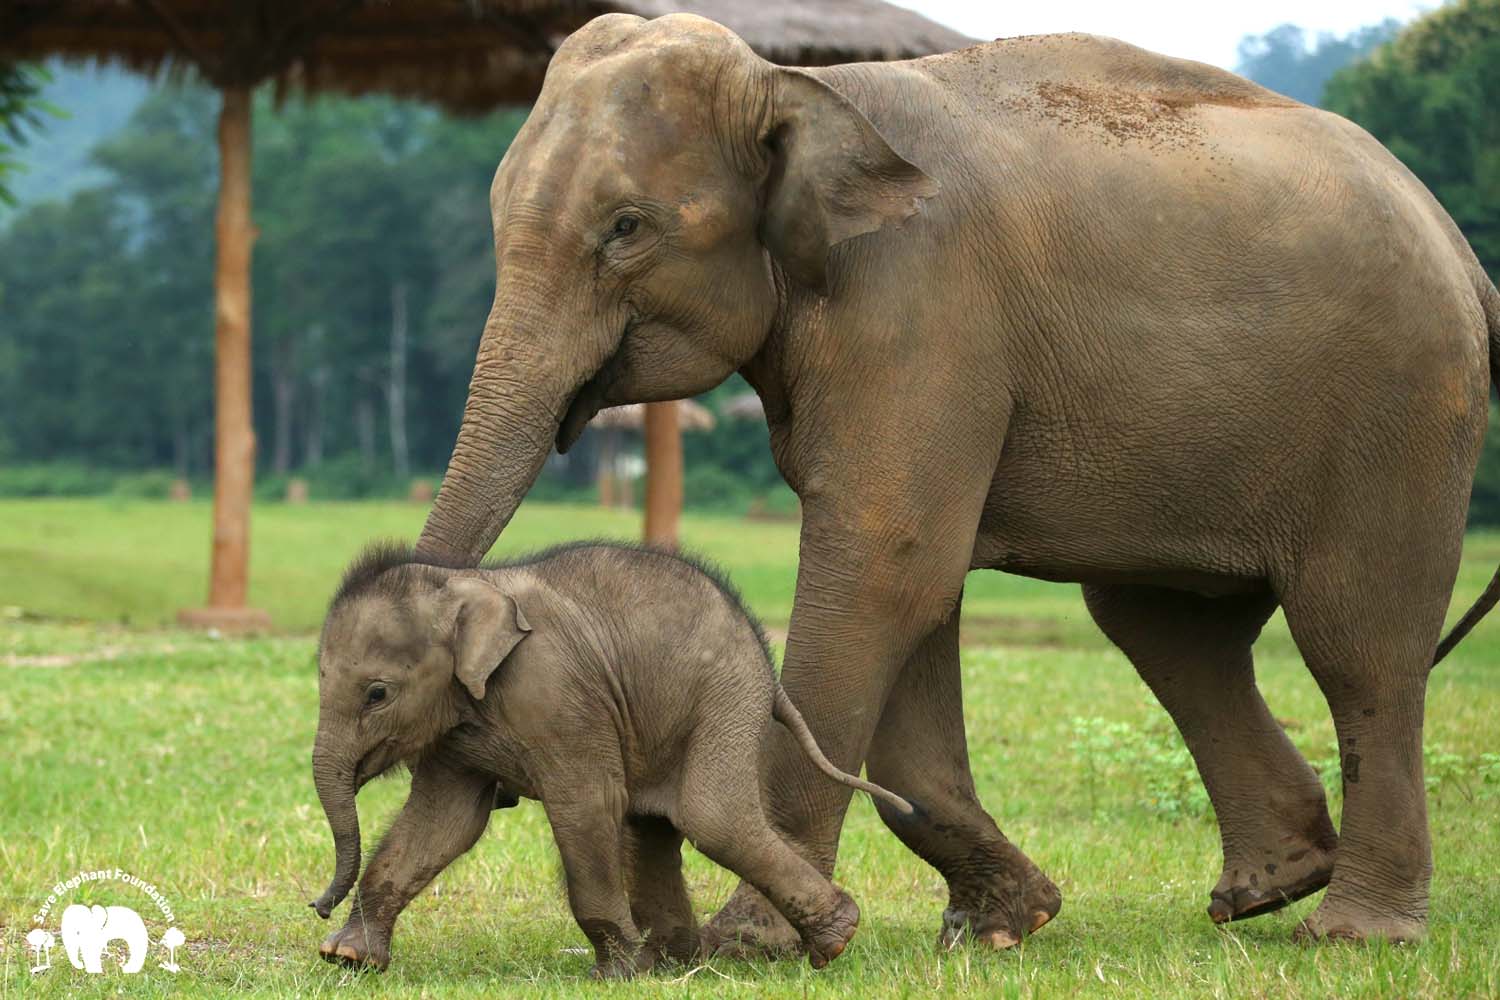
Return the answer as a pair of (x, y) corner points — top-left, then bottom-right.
(309, 541), (911, 978)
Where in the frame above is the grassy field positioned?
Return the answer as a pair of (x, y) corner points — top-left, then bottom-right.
(0, 498), (1097, 641)
(2, 499), (1498, 997)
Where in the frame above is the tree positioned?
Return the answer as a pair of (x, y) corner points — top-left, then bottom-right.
(90, 84), (218, 474)
(1237, 21), (1400, 106)
(1324, 1), (1500, 277)
(0, 63), (52, 205)
(0, 192), (147, 463)
(252, 96), (437, 481)
(0, 85), (522, 489)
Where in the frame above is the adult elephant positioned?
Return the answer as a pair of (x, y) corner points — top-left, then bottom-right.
(416, 13), (1500, 946)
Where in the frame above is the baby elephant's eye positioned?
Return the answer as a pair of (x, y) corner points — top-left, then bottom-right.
(612, 214), (639, 238)
(365, 684), (387, 707)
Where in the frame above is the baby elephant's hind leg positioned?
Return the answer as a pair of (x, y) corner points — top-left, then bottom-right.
(623, 816), (699, 964)
(679, 728), (858, 968)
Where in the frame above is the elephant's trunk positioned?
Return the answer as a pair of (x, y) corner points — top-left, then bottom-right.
(417, 301), (588, 564)
(310, 741), (361, 919)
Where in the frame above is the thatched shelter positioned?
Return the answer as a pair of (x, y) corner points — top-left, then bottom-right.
(623, 0), (973, 64)
(0, 0), (972, 623)
(591, 401), (715, 514)
(3, 2), (971, 105)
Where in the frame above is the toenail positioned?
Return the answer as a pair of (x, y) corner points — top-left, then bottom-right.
(985, 929), (1019, 949)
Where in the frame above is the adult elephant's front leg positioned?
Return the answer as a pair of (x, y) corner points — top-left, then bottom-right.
(865, 594), (1061, 949)
(704, 471), (995, 957)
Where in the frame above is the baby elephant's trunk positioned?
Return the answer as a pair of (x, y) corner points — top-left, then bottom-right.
(772, 686), (914, 816)
(310, 744), (362, 919)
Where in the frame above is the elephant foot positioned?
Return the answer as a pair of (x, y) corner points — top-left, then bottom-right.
(319, 921), (389, 971)
(590, 949), (655, 980)
(701, 883), (804, 960)
(644, 923), (701, 965)
(1207, 829), (1337, 924)
(938, 901), (1055, 951)
(804, 888), (859, 969)
(1292, 896), (1426, 945)
(938, 860), (1061, 950)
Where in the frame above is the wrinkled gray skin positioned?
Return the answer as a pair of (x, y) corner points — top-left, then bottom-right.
(415, 13), (1500, 948)
(310, 542), (910, 977)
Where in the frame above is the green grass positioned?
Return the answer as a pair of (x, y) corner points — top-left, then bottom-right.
(0, 498), (1095, 637)
(2, 500), (1498, 997)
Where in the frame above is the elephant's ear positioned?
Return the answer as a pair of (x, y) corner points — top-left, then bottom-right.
(444, 576), (532, 701)
(759, 69), (939, 294)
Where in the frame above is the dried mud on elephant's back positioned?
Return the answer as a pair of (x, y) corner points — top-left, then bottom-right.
(1016, 78), (1297, 151)
(1028, 82), (1201, 148)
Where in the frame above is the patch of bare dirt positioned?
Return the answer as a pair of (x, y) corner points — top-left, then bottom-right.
(3, 643), (185, 668)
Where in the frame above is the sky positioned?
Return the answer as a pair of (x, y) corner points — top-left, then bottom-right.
(893, 0), (1436, 70)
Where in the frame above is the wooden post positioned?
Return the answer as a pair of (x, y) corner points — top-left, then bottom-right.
(643, 401), (682, 548)
(179, 86), (270, 633)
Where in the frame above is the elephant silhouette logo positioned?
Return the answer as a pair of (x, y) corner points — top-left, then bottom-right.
(61, 903), (148, 974)
(29, 865), (185, 976)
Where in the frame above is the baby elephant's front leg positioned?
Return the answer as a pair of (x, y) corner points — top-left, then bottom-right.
(544, 791), (652, 979)
(319, 758), (493, 970)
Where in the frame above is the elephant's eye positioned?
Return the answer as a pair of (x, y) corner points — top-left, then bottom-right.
(611, 214), (639, 238)
(365, 684), (387, 707)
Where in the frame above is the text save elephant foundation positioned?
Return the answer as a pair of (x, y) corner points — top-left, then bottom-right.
(413, 13), (1500, 948)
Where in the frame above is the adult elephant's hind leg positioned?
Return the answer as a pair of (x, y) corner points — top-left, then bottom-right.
(865, 594), (1061, 949)
(1279, 533), (1457, 943)
(1083, 584), (1338, 922)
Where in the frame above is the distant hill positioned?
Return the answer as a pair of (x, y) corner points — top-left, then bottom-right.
(0, 60), (148, 218)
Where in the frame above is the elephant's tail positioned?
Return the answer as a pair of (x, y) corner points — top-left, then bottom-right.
(1433, 282), (1500, 668)
(772, 685), (914, 815)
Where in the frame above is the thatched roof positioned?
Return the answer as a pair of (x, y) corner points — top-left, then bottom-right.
(592, 400), (716, 431)
(0, 1), (974, 110)
(623, 0), (974, 64)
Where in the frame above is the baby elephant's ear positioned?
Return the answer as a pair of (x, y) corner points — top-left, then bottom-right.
(445, 577), (532, 701)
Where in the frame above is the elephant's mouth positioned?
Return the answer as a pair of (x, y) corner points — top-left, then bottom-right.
(556, 335), (629, 454)
(354, 740), (401, 788)
(557, 376), (606, 455)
